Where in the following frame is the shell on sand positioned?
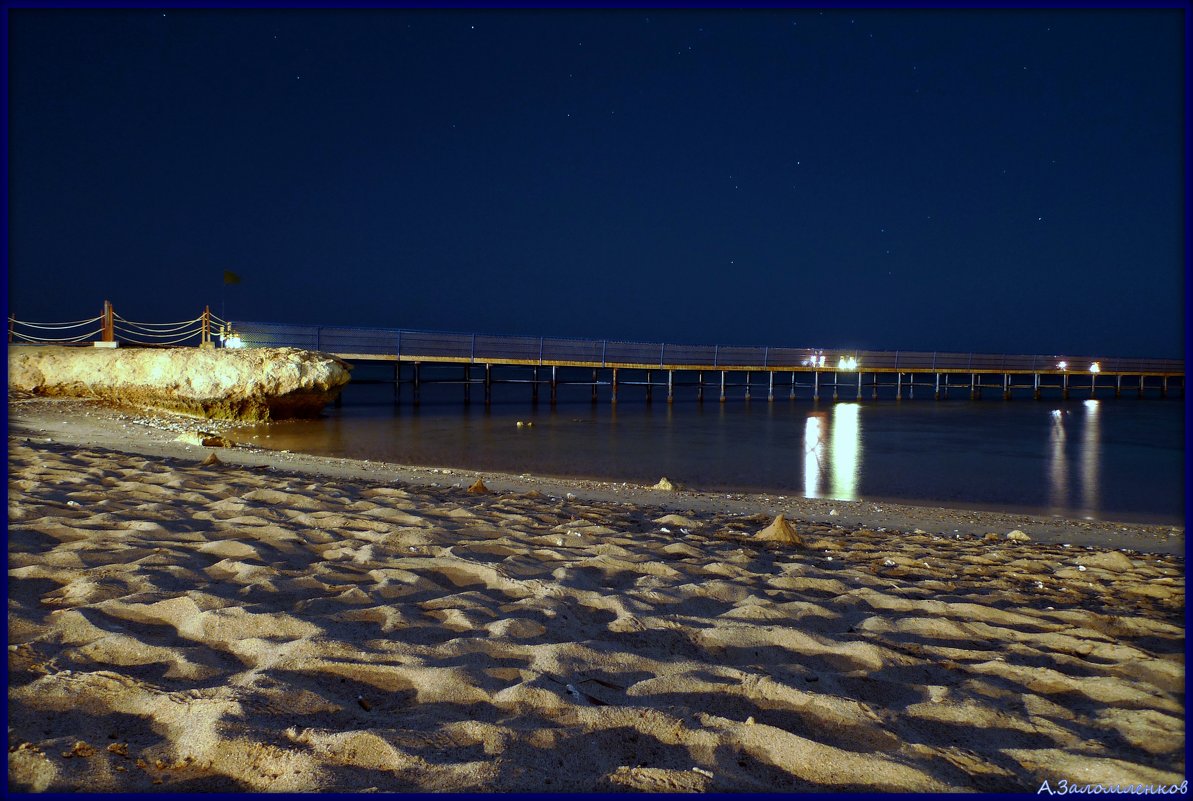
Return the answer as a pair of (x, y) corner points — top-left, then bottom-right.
(467, 478), (490, 494)
(755, 514), (804, 546)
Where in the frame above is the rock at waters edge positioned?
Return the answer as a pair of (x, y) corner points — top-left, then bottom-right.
(8, 345), (351, 422)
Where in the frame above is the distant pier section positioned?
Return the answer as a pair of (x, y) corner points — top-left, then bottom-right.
(230, 320), (1184, 405)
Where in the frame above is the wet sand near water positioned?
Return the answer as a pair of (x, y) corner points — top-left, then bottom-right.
(7, 397), (1186, 791)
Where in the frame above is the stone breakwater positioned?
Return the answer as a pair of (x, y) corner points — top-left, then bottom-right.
(7, 345), (351, 421)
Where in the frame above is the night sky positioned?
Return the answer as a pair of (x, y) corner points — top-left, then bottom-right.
(6, 7), (1187, 358)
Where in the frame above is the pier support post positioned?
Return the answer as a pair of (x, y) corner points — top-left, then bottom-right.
(1033, 373), (1040, 400)
(857, 371), (862, 400)
(720, 371), (726, 403)
(413, 362), (421, 406)
(394, 364), (400, 402)
(592, 369), (598, 403)
(646, 371), (652, 403)
(1062, 373), (1070, 400)
(667, 370), (674, 404)
(611, 368), (618, 404)
(790, 371), (797, 400)
(970, 373), (977, 400)
(744, 373), (751, 401)
(768, 371), (774, 402)
(1090, 373), (1096, 398)
(1162, 376), (1168, 398)
(463, 364), (471, 405)
(896, 372), (902, 400)
(532, 366), (539, 404)
(484, 364), (492, 406)
(832, 372), (839, 401)
(1115, 374), (1121, 398)
(1003, 373), (1010, 401)
(934, 372), (941, 401)
(871, 372), (878, 400)
(551, 365), (558, 405)
(1138, 375), (1144, 398)
(697, 372), (704, 403)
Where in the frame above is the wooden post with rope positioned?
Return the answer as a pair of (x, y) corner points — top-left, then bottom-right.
(102, 300), (114, 342)
(200, 306), (214, 349)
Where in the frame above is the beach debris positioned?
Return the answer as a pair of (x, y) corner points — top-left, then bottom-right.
(200, 451), (222, 467)
(691, 767), (714, 779)
(66, 500), (80, 507)
(566, 492), (577, 501)
(650, 477), (677, 491)
(982, 533), (1001, 542)
(660, 527), (671, 533)
(516, 420), (534, 428)
(174, 431), (235, 448)
(1077, 551), (1133, 572)
(1076, 565), (1087, 572)
(755, 514), (805, 546)
(654, 514), (702, 529)
(1006, 529), (1032, 542)
(467, 478), (490, 494)
(357, 696), (373, 711)
(564, 684), (588, 704)
(828, 509), (838, 516)
(744, 716), (755, 726)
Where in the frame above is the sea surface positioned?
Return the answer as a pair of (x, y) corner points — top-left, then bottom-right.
(228, 373), (1186, 526)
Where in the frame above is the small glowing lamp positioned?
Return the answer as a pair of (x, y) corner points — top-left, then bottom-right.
(225, 335), (244, 349)
(1057, 361), (1068, 371)
(1089, 362), (1100, 373)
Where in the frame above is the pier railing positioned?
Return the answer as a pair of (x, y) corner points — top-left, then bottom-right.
(7, 307), (1182, 376)
(231, 320), (1185, 375)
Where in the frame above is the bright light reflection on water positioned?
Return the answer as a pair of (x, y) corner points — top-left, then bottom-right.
(830, 403), (861, 501)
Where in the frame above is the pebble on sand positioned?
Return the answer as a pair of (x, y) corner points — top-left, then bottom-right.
(200, 452), (222, 467)
(1006, 530), (1032, 542)
(650, 477), (676, 491)
(467, 478), (491, 494)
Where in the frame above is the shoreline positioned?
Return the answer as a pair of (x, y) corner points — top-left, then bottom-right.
(7, 395), (1186, 791)
(8, 396), (1185, 555)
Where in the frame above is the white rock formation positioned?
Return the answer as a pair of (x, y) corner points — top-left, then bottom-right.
(8, 345), (351, 421)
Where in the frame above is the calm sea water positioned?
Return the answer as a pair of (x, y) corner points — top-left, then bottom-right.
(227, 376), (1186, 525)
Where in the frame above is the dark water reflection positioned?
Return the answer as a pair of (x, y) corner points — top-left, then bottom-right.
(229, 383), (1184, 525)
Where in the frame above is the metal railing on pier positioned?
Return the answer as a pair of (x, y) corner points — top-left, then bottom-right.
(231, 320), (1184, 376)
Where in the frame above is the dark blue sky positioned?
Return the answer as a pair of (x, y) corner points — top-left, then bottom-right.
(6, 7), (1187, 358)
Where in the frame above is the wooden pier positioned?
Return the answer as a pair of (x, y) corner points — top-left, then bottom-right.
(237, 321), (1184, 406)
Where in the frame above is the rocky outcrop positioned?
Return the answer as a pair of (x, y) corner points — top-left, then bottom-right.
(8, 345), (351, 422)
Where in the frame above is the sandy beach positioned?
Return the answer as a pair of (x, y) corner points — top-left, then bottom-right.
(8, 397), (1186, 792)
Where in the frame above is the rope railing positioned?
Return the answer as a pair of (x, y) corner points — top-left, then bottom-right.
(9, 301), (218, 347)
(112, 314), (204, 332)
(10, 328), (103, 343)
(8, 315), (104, 330)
